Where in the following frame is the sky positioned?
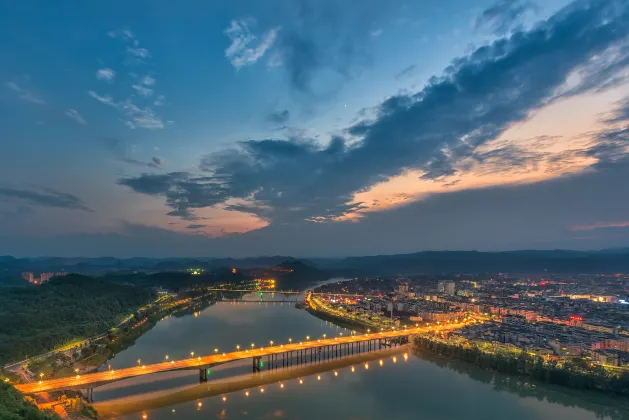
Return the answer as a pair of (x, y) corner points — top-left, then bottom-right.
(2, 0), (629, 258)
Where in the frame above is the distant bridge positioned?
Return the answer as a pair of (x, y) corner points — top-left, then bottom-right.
(16, 324), (464, 396)
(207, 288), (383, 298)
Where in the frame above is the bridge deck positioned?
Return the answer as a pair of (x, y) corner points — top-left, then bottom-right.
(16, 325), (463, 394)
(207, 289), (383, 298)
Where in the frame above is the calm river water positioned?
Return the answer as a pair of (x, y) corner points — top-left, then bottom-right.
(92, 286), (629, 420)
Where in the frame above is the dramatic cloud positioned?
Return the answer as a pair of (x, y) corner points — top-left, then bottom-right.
(9, 159), (629, 257)
(119, 0), (629, 229)
(224, 19), (280, 69)
(476, 0), (538, 35)
(4, 81), (46, 105)
(0, 186), (92, 212)
(96, 68), (115, 82)
(267, 109), (290, 124)
(117, 172), (230, 221)
(64, 109), (87, 125)
(196, 0), (629, 223)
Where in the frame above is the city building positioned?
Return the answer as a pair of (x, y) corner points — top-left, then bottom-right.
(39, 273), (55, 283)
(438, 280), (456, 296)
(396, 283), (409, 296)
(21, 272), (34, 283)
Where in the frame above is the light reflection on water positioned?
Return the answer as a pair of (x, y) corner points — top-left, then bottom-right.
(93, 291), (629, 420)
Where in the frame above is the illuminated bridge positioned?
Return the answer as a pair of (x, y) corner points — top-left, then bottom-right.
(16, 324), (464, 397)
(207, 288), (383, 298)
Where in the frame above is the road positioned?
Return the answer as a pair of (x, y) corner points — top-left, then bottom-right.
(207, 288), (384, 298)
(16, 323), (466, 394)
(3, 294), (174, 371)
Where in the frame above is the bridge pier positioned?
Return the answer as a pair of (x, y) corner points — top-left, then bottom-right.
(253, 356), (262, 372)
(83, 388), (94, 403)
(199, 368), (208, 382)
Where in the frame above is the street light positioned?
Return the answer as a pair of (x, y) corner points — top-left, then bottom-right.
(270, 340), (274, 346)
(137, 359), (141, 366)
(288, 338), (292, 344)
(236, 345), (240, 351)
(165, 355), (169, 361)
(190, 352), (195, 358)
(251, 343), (255, 349)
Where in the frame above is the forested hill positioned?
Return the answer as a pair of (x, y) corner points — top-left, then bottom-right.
(0, 275), (154, 364)
(333, 250), (629, 274)
(0, 381), (61, 419)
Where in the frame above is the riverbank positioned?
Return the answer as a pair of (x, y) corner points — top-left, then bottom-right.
(305, 293), (379, 332)
(413, 334), (629, 396)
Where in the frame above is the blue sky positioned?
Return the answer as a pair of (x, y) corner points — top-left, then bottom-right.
(3, 0), (629, 257)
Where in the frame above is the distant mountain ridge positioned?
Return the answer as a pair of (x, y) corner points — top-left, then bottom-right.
(2, 248), (629, 276)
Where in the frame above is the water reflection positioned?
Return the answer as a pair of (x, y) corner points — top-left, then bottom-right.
(419, 354), (629, 420)
(95, 347), (407, 418)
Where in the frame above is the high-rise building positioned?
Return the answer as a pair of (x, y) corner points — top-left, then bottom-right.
(396, 283), (409, 296)
(21, 272), (35, 283)
(437, 280), (456, 296)
(38, 272), (68, 283)
(39, 272), (54, 283)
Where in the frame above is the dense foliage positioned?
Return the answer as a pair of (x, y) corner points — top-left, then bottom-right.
(0, 382), (61, 420)
(0, 275), (154, 364)
(103, 269), (247, 291)
(415, 336), (629, 395)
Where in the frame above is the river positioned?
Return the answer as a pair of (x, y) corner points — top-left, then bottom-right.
(92, 286), (629, 420)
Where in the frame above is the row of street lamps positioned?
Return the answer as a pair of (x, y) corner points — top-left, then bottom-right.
(119, 322), (464, 373)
